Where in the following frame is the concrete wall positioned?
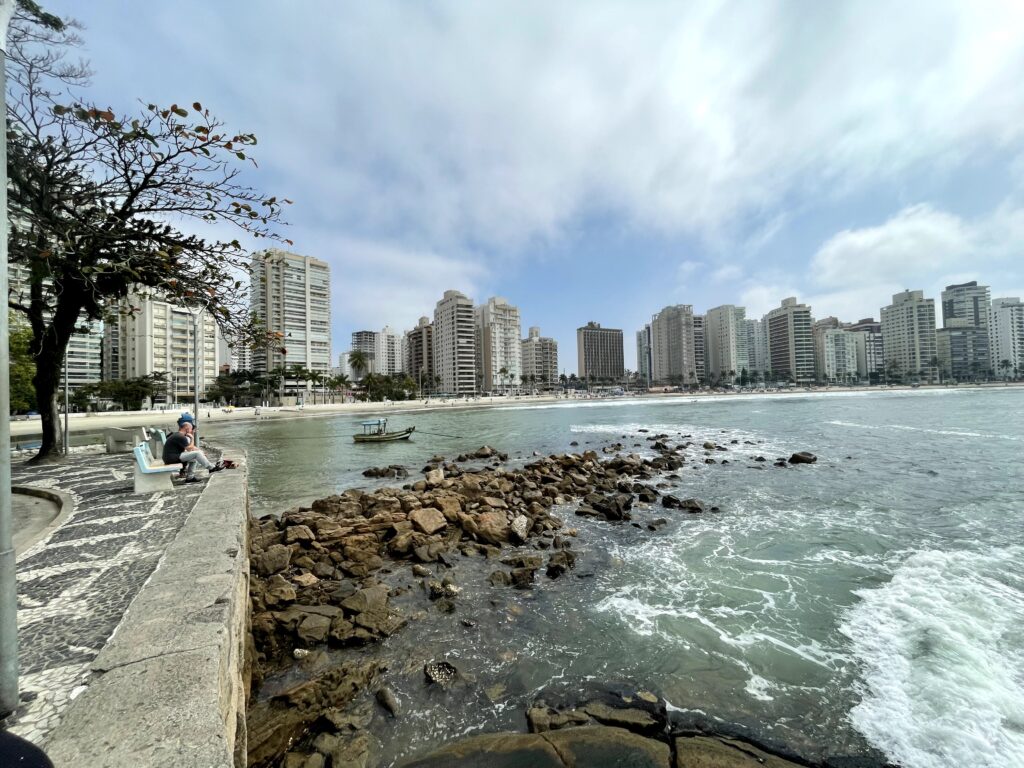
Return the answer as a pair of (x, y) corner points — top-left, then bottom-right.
(45, 448), (251, 767)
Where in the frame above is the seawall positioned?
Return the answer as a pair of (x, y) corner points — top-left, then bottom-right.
(44, 447), (252, 767)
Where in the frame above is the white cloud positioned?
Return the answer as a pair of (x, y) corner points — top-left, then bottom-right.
(806, 202), (1024, 319)
(103, 0), (1024, 252)
(312, 236), (488, 335)
(712, 265), (743, 283)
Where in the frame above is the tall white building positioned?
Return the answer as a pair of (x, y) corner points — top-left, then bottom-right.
(748, 319), (769, 376)
(521, 326), (559, 389)
(705, 305), (749, 383)
(765, 298), (815, 384)
(8, 263), (103, 390)
(475, 297), (522, 392)
(821, 329), (859, 383)
(104, 291), (223, 402)
(374, 326), (405, 375)
(693, 314), (706, 384)
(881, 290), (937, 382)
(989, 298), (1024, 378)
(250, 249), (332, 381)
(650, 305), (697, 385)
(812, 317), (842, 382)
(434, 290), (477, 395)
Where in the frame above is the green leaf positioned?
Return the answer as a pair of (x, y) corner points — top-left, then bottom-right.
(236, 152), (246, 161)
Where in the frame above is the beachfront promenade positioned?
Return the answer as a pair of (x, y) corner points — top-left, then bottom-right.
(5, 446), (251, 766)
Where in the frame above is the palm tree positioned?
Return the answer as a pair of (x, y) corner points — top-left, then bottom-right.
(929, 355), (942, 385)
(885, 360), (901, 385)
(999, 359), (1012, 380)
(308, 370), (324, 404)
(559, 373), (568, 390)
(348, 350), (369, 382)
(499, 366), (509, 395)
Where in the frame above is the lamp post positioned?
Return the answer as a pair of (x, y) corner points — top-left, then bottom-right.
(1, 0), (20, 716)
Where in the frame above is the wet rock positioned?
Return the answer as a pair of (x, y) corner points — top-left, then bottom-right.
(341, 584), (389, 614)
(677, 498), (705, 513)
(402, 726), (670, 768)
(637, 487), (659, 503)
(488, 570), (512, 587)
(789, 451), (817, 464)
(473, 511), (512, 544)
(511, 567), (537, 589)
(647, 518), (668, 531)
(425, 467), (444, 485)
(375, 686), (401, 717)
(424, 660), (458, 688)
(546, 549), (576, 579)
(703, 441), (716, 450)
(474, 445), (497, 459)
(410, 507), (447, 535)
(527, 706), (591, 733)
(411, 564), (431, 578)
(510, 514), (531, 542)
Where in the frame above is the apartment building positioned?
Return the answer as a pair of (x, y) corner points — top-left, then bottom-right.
(576, 322), (624, 382)
(104, 291), (223, 402)
(521, 326), (559, 389)
(846, 318), (885, 382)
(765, 298), (815, 384)
(880, 290), (937, 382)
(434, 290), (477, 395)
(705, 304), (749, 383)
(250, 249), (332, 379)
(404, 317), (434, 387)
(649, 305), (697, 385)
(636, 325), (652, 385)
(475, 297), (522, 392)
(821, 329), (860, 383)
(812, 317), (842, 382)
(940, 281), (991, 380)
(989, 298), (1024, 377)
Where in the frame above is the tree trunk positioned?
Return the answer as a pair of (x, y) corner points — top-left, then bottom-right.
(27, 291), (84, 464)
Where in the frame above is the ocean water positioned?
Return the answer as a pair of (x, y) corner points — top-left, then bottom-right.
(207, 388), (1024, 767)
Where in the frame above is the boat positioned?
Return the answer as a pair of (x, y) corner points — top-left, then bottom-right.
(353, 418), (415, 443)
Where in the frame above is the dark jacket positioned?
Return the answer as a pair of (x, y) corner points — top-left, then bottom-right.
(163, 432), (191, 464)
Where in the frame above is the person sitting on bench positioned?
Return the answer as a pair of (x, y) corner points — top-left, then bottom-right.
(163, 422), (223, 483)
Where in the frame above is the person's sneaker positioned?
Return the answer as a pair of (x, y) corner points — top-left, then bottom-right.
(184, 477), (202, 484)
(209, 464), (224, 474)
(178, 468), (187, 477)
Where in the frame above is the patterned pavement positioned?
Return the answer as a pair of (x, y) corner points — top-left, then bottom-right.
(5, 447), (216, 745)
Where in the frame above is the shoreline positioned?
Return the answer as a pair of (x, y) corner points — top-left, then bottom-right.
(12, 380), (1024, 438)
(245, 437), (890, 767)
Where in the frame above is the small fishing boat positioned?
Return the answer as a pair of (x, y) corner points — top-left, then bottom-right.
(353, 418), (415, 443)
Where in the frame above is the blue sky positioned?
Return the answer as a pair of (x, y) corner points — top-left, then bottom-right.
(43, 1), (1024, 373)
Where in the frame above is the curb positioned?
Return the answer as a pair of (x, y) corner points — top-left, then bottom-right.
(44, 446), (251, 768)
(12, 485), (76, 560)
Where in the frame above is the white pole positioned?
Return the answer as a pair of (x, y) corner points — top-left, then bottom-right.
(63, 353), (69, 455)
(0, 0), (21, 716)
(193, 307), (202, 444)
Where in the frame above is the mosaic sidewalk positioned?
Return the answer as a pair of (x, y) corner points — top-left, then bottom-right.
(5, 448), (217, 745)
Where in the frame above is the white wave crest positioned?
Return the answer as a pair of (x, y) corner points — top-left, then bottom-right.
(840, 547), (1024, 768)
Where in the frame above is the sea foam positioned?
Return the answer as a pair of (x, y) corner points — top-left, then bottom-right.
(840, 547), (1024, 768)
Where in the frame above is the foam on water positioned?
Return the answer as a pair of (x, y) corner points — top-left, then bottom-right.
(840, 547), (1024, 768)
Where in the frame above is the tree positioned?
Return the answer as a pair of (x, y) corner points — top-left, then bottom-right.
(6, 11), (291, 461)
(885, 360), (902, 384)
(999, 358), (1012, 380)
(9, 315), (36, 413)
(348, 350), (369, 381)
(929, 355), (942, 384)
(499, 366), (509, 394)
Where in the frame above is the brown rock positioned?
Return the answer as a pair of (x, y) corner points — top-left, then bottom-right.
(285, 525), (315, 544)
(410, 508), (447, 535)
(474, 511), (512, 545)
(255, 544), (291, 576)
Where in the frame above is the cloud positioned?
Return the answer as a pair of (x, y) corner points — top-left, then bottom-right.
(311, 236), (488, 339)
(712, 265), (743, 283)
(806, 202), (1024, 319)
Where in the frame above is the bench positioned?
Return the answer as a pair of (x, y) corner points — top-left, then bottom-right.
(105, 427), (147, 454)
(132, 442), (181, 494)
(145, 428), (167, 458)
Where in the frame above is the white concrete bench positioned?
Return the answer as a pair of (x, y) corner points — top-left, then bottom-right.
(145, 427), (167, 458)
(105, 427), (147, 454)
(132, 442), (181, 494)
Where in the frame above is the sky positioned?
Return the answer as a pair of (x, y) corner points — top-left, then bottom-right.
(43, 0), (1024, 373)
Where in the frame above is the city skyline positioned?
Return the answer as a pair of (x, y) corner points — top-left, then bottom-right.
(38, 1), (1024, 372)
